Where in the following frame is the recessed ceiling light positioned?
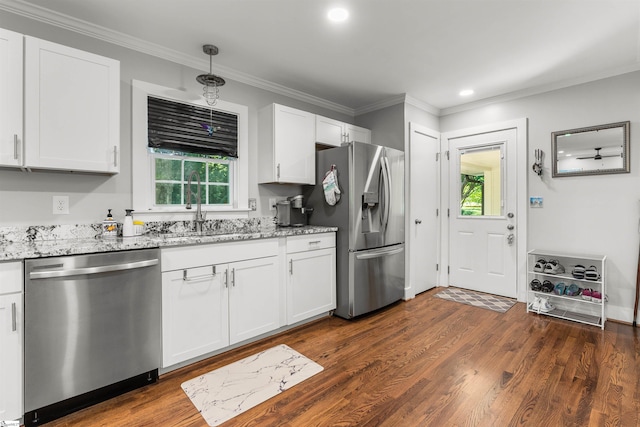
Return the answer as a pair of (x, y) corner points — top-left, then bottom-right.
(328, 8), (349, 22)
(459, 89), (474, 97)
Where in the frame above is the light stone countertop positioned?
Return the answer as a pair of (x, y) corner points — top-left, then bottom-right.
(0, 225), (337, 262)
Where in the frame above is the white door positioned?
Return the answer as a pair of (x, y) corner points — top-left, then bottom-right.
(409, 123), (440, 295)
(448, 129), (517, 298)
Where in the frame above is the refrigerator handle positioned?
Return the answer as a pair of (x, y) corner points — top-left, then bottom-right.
(380, 155), (392, 232)
(355, 245), (404, 260)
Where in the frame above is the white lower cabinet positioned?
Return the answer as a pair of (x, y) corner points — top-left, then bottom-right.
(0, 261), (23, 422)
(286, 233), (336, 325)
(161, 240), (280, 368)
(228, 257), (280, 344)
(162, 264), (229, 367)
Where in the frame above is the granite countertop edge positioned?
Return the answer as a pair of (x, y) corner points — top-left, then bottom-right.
(0, 226), (338, 262)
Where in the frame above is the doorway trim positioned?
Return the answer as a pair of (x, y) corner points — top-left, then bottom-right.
(440, 118), (528, 302)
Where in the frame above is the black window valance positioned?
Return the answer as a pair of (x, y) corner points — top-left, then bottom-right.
(147, 96), (238, 158)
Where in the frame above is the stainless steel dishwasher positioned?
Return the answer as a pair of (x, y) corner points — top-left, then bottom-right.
(23, 248), (161, 426)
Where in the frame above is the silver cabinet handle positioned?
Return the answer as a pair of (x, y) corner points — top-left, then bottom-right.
(308, 240), (321, 245)
(224, 269), (228, 288)
(113, 146), (118, 167)
(231, 268), (235, 287)
(277, 163), (280, 180)
(30, 259), (159, 279)
(11, 302), (16, 332)
(182, 265), (216, 282)
(289, 259), (293, 275)
(13, 134), (18, 160)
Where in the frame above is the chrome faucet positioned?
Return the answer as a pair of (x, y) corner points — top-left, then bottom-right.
(186, 170), (206, 233)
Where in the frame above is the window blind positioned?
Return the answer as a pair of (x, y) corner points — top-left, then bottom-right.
(147, 96), (238, 158)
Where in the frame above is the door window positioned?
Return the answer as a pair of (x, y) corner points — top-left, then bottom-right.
(459, 145), (503, 217)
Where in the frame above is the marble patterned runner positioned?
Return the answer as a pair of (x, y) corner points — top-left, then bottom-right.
(181, 344), (323, 426)
(435, 287), (516, 313)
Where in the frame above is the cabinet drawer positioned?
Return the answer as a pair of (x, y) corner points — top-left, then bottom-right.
(0, 261), (23, 294)
(161, 238), (278, 272)
(286, 233), (335, 253)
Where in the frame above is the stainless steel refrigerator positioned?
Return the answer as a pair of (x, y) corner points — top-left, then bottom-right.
(307, 141), (404, 318)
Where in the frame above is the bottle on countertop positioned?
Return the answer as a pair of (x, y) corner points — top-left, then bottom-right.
(123, 209), (135, 237)
(102, 209), (118, 238)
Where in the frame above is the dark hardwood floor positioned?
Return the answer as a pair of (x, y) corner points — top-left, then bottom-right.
(43, 288), (640, 426)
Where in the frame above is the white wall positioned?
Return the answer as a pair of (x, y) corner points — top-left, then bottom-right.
(0, 12), (354, 225)
(440, 71), (640, 323)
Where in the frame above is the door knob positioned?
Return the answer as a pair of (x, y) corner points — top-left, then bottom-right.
(415, 219), (422, 224)
(507, 224), (514, 230)
(507, 234), (515, 245)
(507, 212), (514, 218)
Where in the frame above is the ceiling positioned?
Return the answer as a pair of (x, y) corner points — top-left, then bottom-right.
(2, 0), (640, 116)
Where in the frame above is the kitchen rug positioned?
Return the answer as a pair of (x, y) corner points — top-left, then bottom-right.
(181, 344), (323, 426)
(435, 287), (516, 313)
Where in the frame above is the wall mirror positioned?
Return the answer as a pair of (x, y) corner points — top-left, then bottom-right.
(552, 121), (630, 177)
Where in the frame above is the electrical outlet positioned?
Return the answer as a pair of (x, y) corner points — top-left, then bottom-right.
(248, 198), (257, 211)
(52, 196), (69, 215)
(269, 198), (277, 211)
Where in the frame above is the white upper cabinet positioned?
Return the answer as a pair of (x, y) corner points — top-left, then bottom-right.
(345, 123), (371, 144)
(24, 36), (120, 173)
(0, 28), (23, 167)
(316, 114), (371, 147)
(258, 103), (315, 184)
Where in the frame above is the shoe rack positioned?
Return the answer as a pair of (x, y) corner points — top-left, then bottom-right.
(526, 249), (607, 329)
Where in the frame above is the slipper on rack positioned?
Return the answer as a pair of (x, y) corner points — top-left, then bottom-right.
(565, 283), (580, 296)
(585, 265), (600, 281)
(572, 264), (586, 279)
(534, 258), (547, 272)
(554, 282), (566, 295)
(530, 279), (542, 291)
(544, 259), (565, 275)
(541, 280), (554, 293)
(582, 288), (593, 301)
(591, 290), (602, 303)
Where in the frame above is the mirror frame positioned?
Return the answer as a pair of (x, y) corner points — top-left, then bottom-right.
(551, 121), (630, 178)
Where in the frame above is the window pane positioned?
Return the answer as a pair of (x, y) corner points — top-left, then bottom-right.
(155, 158), (181, 180)
(208, 162), (229, 183)
(208, 185), (229, 204)
(155, 183), (182, 205)
(184, 161), (206, 181)
(459, 147), (502, 216)
(183, 183), (206, 205)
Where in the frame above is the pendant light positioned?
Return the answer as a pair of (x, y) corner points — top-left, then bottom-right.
(196, 44), (226, 106)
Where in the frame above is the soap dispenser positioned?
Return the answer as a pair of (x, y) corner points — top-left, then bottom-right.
(102, 209), (118, 238)
(123, 209), (135, 237)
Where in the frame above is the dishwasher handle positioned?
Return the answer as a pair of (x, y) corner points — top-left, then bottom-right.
(29, 258), (159, 279)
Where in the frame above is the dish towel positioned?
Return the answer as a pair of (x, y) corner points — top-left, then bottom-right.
(322, 165), (341, 206)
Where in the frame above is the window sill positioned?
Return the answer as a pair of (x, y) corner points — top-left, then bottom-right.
(133, 208), (251, 222)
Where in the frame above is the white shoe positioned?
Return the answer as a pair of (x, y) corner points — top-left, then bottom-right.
(539, 297), (554, 313)
(531, 296), (541, 311)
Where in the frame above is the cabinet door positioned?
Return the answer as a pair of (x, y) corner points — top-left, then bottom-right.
(345, 124), (371, 144)
(0, 293), (22, 421)
(229, 256), (280, 344)
(0, 28), (23, 167)
(162, 265), (229, 367)
(274, 105), (315, 184)
(24, 36), (120, 173)
(287, 248), (336, 324)
(316, 115), (345, 147)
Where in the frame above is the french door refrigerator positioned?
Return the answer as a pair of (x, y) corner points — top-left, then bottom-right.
(307, 141), (404, 318)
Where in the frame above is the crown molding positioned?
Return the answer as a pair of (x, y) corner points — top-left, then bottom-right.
(439, 63), (640, 116)
(0, 0), (356, 116)
(403, 95), (441, 116)
(354, 94), (406, 116)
